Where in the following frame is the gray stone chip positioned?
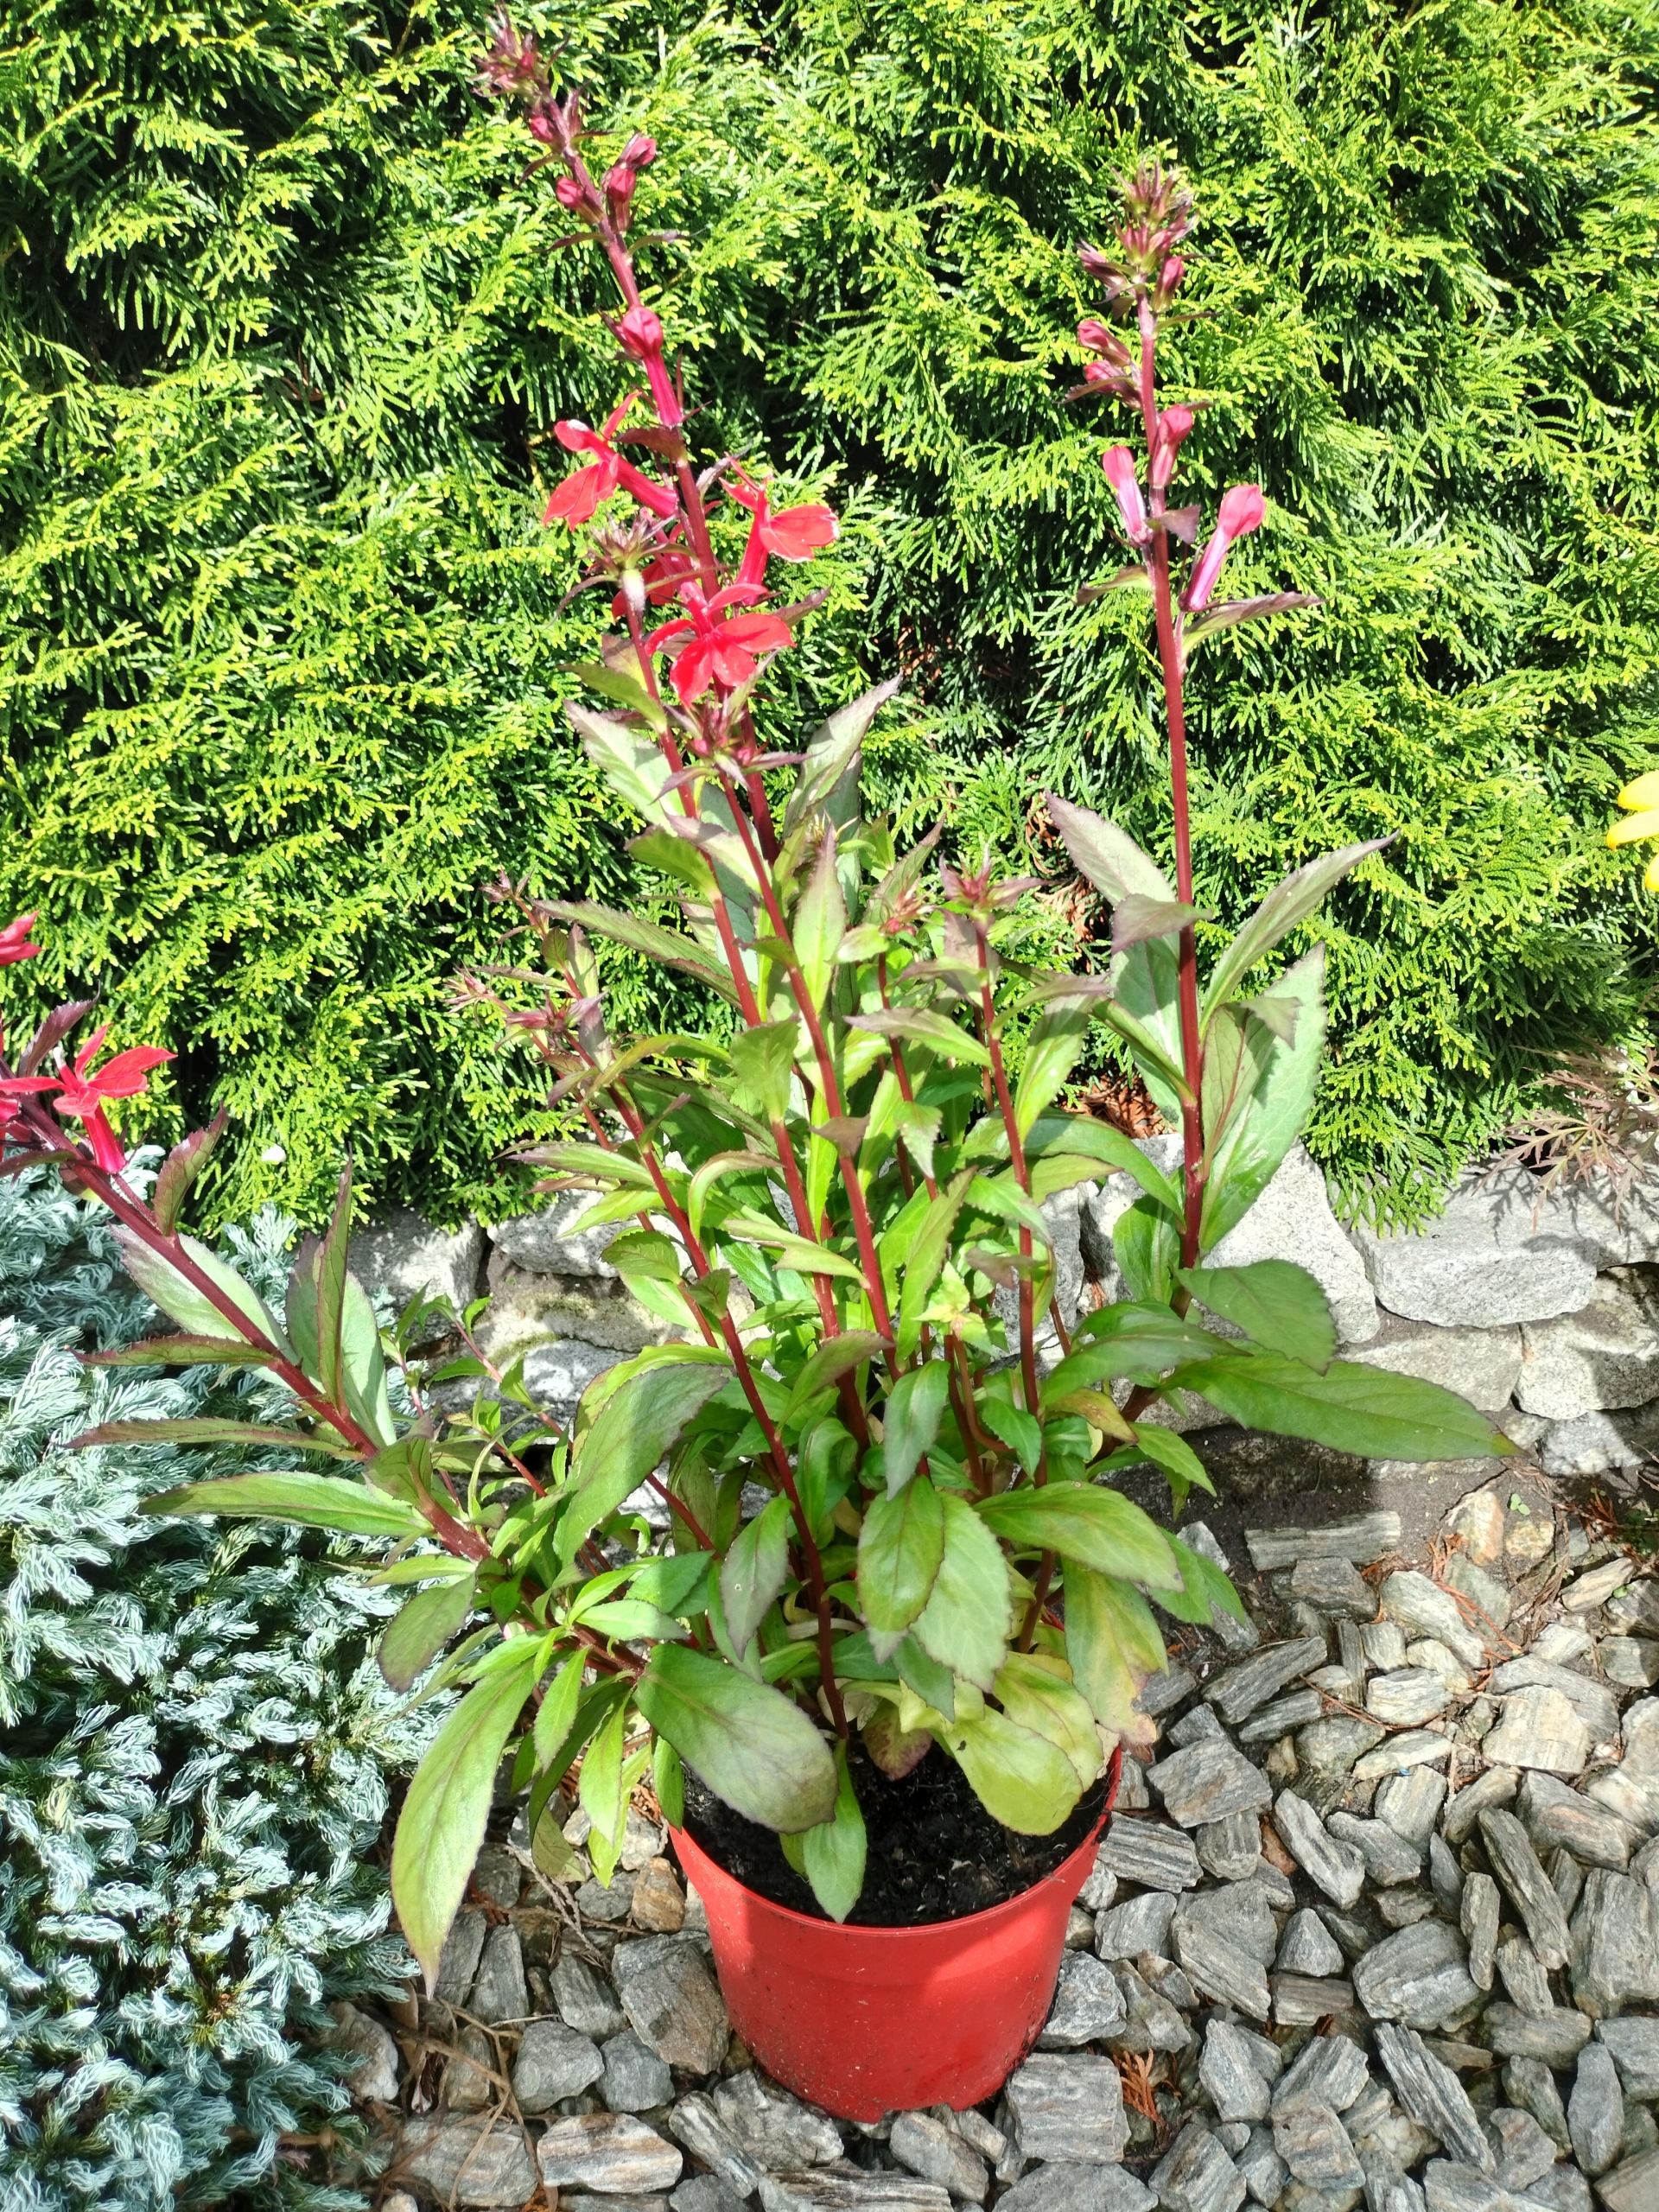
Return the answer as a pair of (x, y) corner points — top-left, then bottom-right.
(512, 2018), (607, 2111)
(1097, 1817), (1204, 1891)
(1149, 2122), (1249, 2212)
(1374, 2022), (1495, 2174)
(1274, 1790), (1367, 1908)
(1152, 1737), (1276, 1827)
(1004, 2053), (1129, 2164)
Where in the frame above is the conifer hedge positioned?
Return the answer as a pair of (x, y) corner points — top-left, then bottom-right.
(4, 0), (1658, 1225)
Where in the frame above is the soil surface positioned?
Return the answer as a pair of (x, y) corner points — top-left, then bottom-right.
(677, 1741), (1111, 1927)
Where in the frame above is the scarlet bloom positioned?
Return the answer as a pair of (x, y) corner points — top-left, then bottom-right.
(47, 1026), (175, 1174)
(542, 400), (679, 528)
(1149, 405), (1195, 490)
(1184, 483), (1266, 613)
(728, 479), (838, 590)
(0, 912), (41, 965)
(646, 583), (794, 704)
(1102, 448), (1149, 545)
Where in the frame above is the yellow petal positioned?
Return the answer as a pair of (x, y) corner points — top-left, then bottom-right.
(1645, 850), (1659, 893)
(1617, 772), (1659, 810)
(1607, 808), (1659, 848)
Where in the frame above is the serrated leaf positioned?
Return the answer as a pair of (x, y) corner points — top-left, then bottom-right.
(79, 1334), (283, 1370)
(720, 1493), (793, 1653)
(880, 1359), (950, 1497)
(1203, 836), (1390, 1020)
(784, 677), (899, 836)
(533, 1653), (585, 1773)
(634, 1644), (836, 1833)
(846, 1007), (990, 1066)
(1171, 1347), (1509, 1462)
(139, 1471), (421, 1535)
(379, 1573), (476, 1690)
(1178, 1258), (1336, 1370)
(936, 1702), (1080, 1834)
(801, 1742), (868, 1921)
(995, 1652), (1102, 1789)
(858, 1473), (945, 1652)
(911, 1491), (1012, 1692)
(783, 1331), (887, 1421)
(562, 1348), (733, 1569)
(539, 899), (739, 1003)
(1063, 1566), (1167, 1738)
(652, 1733), (685, 1827)
(793, 823), (846, 1012)
(112, 1226), (285, 1350)
(152, 1110), (229, 1236)
(974, 1484), (1181, 1588)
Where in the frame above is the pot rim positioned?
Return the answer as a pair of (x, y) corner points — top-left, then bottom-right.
(670, 1740), (1122, 1944)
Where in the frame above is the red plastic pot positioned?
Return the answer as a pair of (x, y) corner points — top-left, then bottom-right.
(669, 1745), (1121, 2122)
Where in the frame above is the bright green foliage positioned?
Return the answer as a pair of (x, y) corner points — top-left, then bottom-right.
(0, 1165), (423, 2210)
(4, 0), (1659, 1224)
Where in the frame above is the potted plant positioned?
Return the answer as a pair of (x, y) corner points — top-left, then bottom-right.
(0, 42), (1507, 2123)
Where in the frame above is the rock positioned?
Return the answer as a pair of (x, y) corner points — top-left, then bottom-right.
(668, 2094), (766, 2197)
(758, 2178), (954, 2212)
(1173, 1706), (1228, 1747)
(1198, 1145), (1379, 1344)
(889, 2112), (989, 2204)
(1524, 2172), (1592, 2212)
(441, 2024), (496, 2112)
(467, 1924), (527, 2024)
(1238, 2127), (1287, 2207)
(1095, 1887), (1178, 1961)
(1593, 2147), (1659, 2212)
(1409, 1637), (1477, 1692)
(1199, 1811), (1266, 1881)
(1484, 2108), (1556, 2194)
(712, 2071), (842, 2171)
(1570, 1868), (1659, 2016)
(1445, 1768), (1520, 1846)
(1374, 2024), (1495, 2173)
(1352, 1176), (1598, 1327)
(1600, 1639), (1659, 1690)
(1098, 1817), (1203, 1891)
(1379, 1769), (1451, 1847)
(1108, 1959), (1193, 2054)
(1274, 1792), (1367, 1908)
(1273, 1974), (1357, 2026)
(577, 1872), (639, 1923)
(612, 1937), (730, 2074)
(1490, 1662), (1619, 1751)
(561, 2195), (671, 2212)
(1274, 2105), (1365, 2190)
(632, 1856), (688, 1932)
(556, 1953), (629, 2041)
(1208, 1638), (1332, 1721)
(1461, 1872), (1501, 1991)
(350, 1208), (484, 1332)
(1353, 1921), (1481, 2033)
(1202, 2021), (1277, 2125)
(1241, 1691), (1327, 1744)
(537, 2113), (683, 2196)
(1274, 2035), (1370, 2117)
(1567, 2045), (1625, 2177)
(1328, 1814), (1425, 1886)
(1080, 1843), (1121, 1913)
(995, 2164), (1157, 2212)
(1152, 1738), (1275, 1827)
(513, 2018), (607, 2110)
(1172, 1911), (1272, 2019)
(1149, 2122), (1249, 2212)
(1039, 1950), (1129, 2047)
(1597, 2018), (1659, 2101)
(1541, 1403), (1659, 1480)
(398, 2118), (541, 2204)
(1479, 1810), (1573, 1967)
(1245, 1520), (1401, 1573)
(1141, 1663), (1201, 1717)
(327, 2000), (400, 2103)
(1368, 1671), (1452, 1727)
(1362, 2164), (1427, 2212)
(1503, 2059), (1571, 2151)
(1564, 1556), (1638, 1611)
(1379, 1573), (1487, 1671)
(673, 2183), (749, 2212)
(1004, 2053), (1128, 2164)
(1302, 1718), (1390, 1775)
(1347, 1313), (1523, 1413)
(597, 2030), (672, 2113)
(1521, 1774), (1638, 1870)
(1377, 1888), (1439, 1930)
(1429, 1833), (1465, 1917)
(1292, 1556), (1378, 1617)
(435, 1905), (489, 2005)
(1610, 1586), (1659, 1638)
(1516, 1279), (1659, 1421)
(1363, 1622), (1412, 1669)
(1358, 1738), (1456, 1791)
(1495, 1936), (1554, 2016)
(1484, 2007), (1592, 2066)
(1179, 1877), (1282, 1966)
(1279, 1909), (1346, 1977)
(1421, 2159), (1560, 2212)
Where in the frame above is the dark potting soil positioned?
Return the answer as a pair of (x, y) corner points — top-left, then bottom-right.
(678, 1744), (1110, 1927)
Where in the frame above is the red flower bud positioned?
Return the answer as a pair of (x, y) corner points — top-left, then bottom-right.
(554, 173), (590, 212)
(623, 133), (657, 168)
(1102, 448), (1149, 546)
(1158, 254), (1185, 297)
(1149, 404), (1195, 490)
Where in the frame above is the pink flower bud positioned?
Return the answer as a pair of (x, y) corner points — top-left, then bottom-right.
(1185, 483), (1266, 611)
(1102, 448), (1149, 545)
(616, 304), (665, 360)
(624, 133), (657, 168)
(1158, 254), (1185, 296)
(1149, 405), (1195, 490)
(604, 161), (638, 228)
(555, 174), (589, 212)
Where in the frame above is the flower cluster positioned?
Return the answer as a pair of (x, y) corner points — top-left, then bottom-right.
(0, 918), (173, 1171)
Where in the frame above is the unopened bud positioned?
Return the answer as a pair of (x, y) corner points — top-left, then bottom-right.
(555, 175), (590, 213)
(616, 303), (666, 360)
(604, 161), (638, 229)
(1156, 254), (1185, 299)
(623, 132), (657, 168)
(620, 567), (648, 614)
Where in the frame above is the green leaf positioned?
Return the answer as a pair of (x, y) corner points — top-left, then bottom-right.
(533, 1652), (585, 1773)
(721, 1493), (793, 1653)
(1199, 946), (1326, 1249)
(784, 1331), (887, 1421)
(974, 1484), (1181, 1587)
(570, 701), (675, 823)
(80, 1333), (283, 1370)
(1025, 1118), (1179, 1205)
(846, 1007), (991, 1066)
(1046, 795), (1173, 905)
(580, 1599), (692, 1643)
(912, 1491), (1013, 1692)
(580, 1698), (631, 1847)
(718, 1213), (867, 1282)
(1118, 1422), (1215, 1513)
(1114, 1192), (1182, 1305)
(111, 1226), (285, 1350)
(858, 1474), (945, 1653)
(1111, 894), (1212, 950)
(138, 1471), (423, 1536)
(1202, 837), (1392, 1021)
(937, 1702), (1081, 1835)
(880, 1359), (950, 1497)
(976, 1393), (1044, 1475)
(893, 1632), (956, 1722)
(378, 1573), (476, 1690)
(896, 1169), (976, 1359)
(793, 823), (847, 1012)
(652, 1733), (685, 1828)
(563, 1349), (734, 1568)
(1155, 1534), (1249, 1626)
(1063, 1567), (1168, 1735)
(314, 1165), (353, 1411)
(1171, 1347), (1510, 1462)
(1044, 1312), (1216, 1399)
(540, 899), (740, 1004)
(1178, 1259), (1336, 1370)
(152, 1110), (228, 1236)
(728, 1020), (801, 1122)
(391, 1643), (540, 1991)
(72, 1416), (359, 1459)
(801, 1741), (868, 1921)
(994, 1653), (1103, 1789)
(1013, 997), (1090, 1139)
(576, 658), (670, 729)
(634, 1645), (837, 1833)
(785, 677), (899, 836)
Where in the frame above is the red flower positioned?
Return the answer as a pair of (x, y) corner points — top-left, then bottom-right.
(1102, 448), (1149, 546)
(1184, 483), (1266, 613)
(645, 583), (795, 704)
(614, 303), (682, 429)
(542, 400), (679, 527)
(0, 912), (41, 966)
(728, 479), (838, 589)
(46, 1026), (175, 1173)
(1150, 406), (1195, 490)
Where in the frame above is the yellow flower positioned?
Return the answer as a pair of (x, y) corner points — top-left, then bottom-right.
(1608, 773), (1659, 890)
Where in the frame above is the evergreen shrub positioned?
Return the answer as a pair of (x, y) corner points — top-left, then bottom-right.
(3, 0), (1659, 1223)
(0, 1164), (417, 2212)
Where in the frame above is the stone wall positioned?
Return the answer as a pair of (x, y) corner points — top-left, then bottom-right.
(353, 1151), (1659, 1476)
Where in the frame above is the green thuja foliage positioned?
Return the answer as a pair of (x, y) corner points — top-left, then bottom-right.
(3, 0), (1658, 1224)
(0, 1164), (422, 2211)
